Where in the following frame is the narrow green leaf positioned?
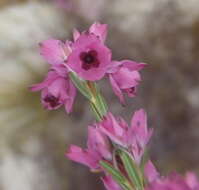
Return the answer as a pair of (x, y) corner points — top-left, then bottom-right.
(100, 161), (132, 190)
(100, 161), (125, 181)
(97, 93), (108, 114)
(69, 73), (107, 121)
(99, 93), (108, 111)
(69, 72), (92, 100)
(92, 83), (108, 116)
(90, 102), (102, 121)
(119, 150), (144, 190)
(94, 94), (106, 116)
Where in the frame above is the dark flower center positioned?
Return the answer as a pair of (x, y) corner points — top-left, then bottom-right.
(80, 50), (100, 70)
(124, 87), (135, 94)
(128, 87), (135, 93)
(44, 95), (60, 107)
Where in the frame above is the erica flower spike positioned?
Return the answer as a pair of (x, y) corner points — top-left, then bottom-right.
(31, 22), (144, 114)
(30, 22), (199, 190)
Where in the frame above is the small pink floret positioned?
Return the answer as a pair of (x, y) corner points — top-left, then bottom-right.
(30, 68), (76, 113)
(68, 33), (111, 81)
(99, 109), (152, 163)
(66, 125), (112, 170)
(108, 60), (146, 104)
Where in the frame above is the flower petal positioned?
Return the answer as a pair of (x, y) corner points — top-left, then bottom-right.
(144, 160), (159, 183)
(109, 74), (125, 104)
(89, 22), (108, 42)
(102, 176), (122, 190)
(39, 39), (69, 65)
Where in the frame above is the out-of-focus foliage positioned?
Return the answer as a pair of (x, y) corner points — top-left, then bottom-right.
(0, 0), (199, 189)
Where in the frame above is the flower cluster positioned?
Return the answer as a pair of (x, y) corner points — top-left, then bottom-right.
(66, 109), (151, 169)
(145, 161), (199, 190)
(66, 109), (199, 190)
(66, 109), (153, 189)
(30, 22), (199, 190)
(30, 22), (145, 112)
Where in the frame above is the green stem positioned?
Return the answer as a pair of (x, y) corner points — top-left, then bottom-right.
(90, 102), (103, 121)
(69, 72), (108, 120)
(86, 81), (108, 120)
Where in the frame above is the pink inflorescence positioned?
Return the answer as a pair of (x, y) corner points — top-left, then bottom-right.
(30, 22), (199, 190)
(144, 161), (199, 190)
(30, 22), (145, 112)
(66, 109), (153, 187)
(66, 109), (199, 190)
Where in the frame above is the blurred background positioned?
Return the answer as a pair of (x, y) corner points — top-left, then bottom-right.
(0, 0), (199, 189)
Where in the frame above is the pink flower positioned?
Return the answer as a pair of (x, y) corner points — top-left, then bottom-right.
(73, 22), (108, 43)
(100, 109), (152, 163)
(146, 173), (194, 190)
(30, 66), (76, 113)
(99, 112), (129, 148)
(129, 109), (153, 163)
(39, 39), (72, 65)
(89, 22), (108, 43)
(145, 164), (199, 190)
(185, 172), (199, 190)
(144, 161), (159, 183)
(66, 125), (112, 170)
(107, 60), (146, 104)
(102, 176), (122, 190)
(66, 145), (100, 170)
(68, 33), (111, 81)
